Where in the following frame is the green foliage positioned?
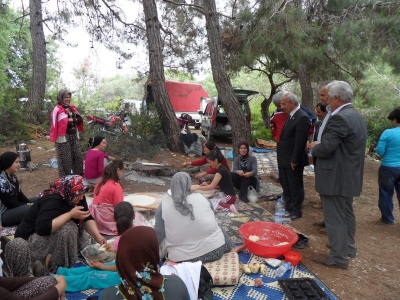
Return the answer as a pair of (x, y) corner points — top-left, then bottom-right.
(80, 110), (166, 161)
(104, 96), (123, 112)
(364, 113), (389, 148)
(352, 61), (400, 146)
(0, 100), (30, 142)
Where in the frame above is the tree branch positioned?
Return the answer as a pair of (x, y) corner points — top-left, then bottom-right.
(162, 0), (204, 14)
(100, 0), (145, 31)
(323, 52), (361, 84)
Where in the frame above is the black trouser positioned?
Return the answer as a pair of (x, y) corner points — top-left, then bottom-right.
(231, 173), (257, 202)
(279, 166), (304, 216)
(2, 196), (38, 227)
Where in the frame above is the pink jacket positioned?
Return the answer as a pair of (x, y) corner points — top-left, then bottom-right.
(49, 104), (83, 142)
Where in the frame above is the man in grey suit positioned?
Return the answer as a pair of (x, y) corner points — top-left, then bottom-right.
(277, 93), (311, 220)
(309, 81), (367, 269)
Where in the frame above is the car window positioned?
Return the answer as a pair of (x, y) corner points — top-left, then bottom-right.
(217, 105), (226, 114)
(240, 102), (249, 113)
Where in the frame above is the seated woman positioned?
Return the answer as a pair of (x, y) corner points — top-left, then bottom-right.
(155, 172), (244, 263)
(89, 160), (147, 234)
(180, 141), (230, 183)
(32, 202), (135, 293)
(14, 175), (107, 268)
(2, 238), (66, 299)
(0, 275), (66, 300)
(100, 226), (190, 300)
(84, 136), (116, 185)
(191, 151), (237, 212)
(0, 151), (36, 227)
(231, 142), (258, 203)
(89, 160), (124, 235)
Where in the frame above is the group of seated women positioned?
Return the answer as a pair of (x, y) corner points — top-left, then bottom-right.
(0, 138), (255, 299)
(181, 140), (258, 204)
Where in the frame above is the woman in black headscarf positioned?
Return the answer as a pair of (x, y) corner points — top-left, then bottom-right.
(0, 151), (35, 227)
(49, 89), (84, 177)
(231, 142), (258, 203)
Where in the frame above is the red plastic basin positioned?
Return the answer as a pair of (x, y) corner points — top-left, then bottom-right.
(239, 221), (298, 258)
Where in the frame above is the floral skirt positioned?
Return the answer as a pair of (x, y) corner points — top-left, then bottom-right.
(29, 220), (89, 268)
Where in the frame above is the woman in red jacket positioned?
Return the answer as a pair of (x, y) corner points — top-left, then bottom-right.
(49, 90), (84, 177)
(180, 141), (230, 183)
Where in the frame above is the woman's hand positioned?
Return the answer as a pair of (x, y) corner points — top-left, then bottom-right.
(195, 172), (206, 179)
(103, 243), (115, 252)
(243, 172), (253, 178)
(191, 184), (199, 191)
(180, 162), (190, 168)
(237, 170), (244, 176)
(97, 236), (107, 245)
(69, 206), (90, 220)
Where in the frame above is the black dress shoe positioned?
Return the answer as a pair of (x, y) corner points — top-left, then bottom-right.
(289, 213), (302, 220)
(313, 257), (348, 269)
(312, 221), (325, 227)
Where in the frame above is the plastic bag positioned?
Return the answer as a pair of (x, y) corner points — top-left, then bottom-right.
(80, 243), (116, 264)
(247, 186), (258, 203)
(198, 265), (213, 300)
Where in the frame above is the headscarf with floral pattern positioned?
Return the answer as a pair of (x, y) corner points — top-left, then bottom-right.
(38, 175), (89, 204)
(117, 226), (165, 300)
(38, 175), (89, 234)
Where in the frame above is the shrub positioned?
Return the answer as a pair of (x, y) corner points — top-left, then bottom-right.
(81, 110), (166, 161)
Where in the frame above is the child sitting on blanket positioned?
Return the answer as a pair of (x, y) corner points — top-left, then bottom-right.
(33, 202), (134, 293)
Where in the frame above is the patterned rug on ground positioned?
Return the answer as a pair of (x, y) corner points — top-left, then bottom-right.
(65, 253), (339, 300)
(65, 203), (323, 300)
(213, 251), (339, 300)
(216, 202), (274, 245)
(258, 181), (282, 200)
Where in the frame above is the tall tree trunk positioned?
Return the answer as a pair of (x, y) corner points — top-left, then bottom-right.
(27, 0), (46, 124)
(203, 0), (251, 156)
(261, 96), (272, 129)
(297, 64), (314, 110)
(142, 0), (182, 152)
(261, 76), (278, 129)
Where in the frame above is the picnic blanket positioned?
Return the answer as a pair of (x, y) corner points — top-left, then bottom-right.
(213, 251), (339, 300)
(64, 201), (334, 300)
(65, 253), (339, 300)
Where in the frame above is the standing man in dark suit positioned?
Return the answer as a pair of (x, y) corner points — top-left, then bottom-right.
(277, 92), (311, 220)
(309, 81), (367, 269)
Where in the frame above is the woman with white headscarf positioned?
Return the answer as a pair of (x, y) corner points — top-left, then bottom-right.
(154, 172), (244, 263)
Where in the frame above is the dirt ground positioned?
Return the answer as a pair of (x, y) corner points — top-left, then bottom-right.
(3, 137), (399, 300)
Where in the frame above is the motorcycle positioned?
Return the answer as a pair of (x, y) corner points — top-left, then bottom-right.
(86, 111), (131, 135)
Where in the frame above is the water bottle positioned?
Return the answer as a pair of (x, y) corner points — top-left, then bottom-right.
(276, 262), (291, 277)
(49, 158), (58, 169)
(274, 198), (284, 224)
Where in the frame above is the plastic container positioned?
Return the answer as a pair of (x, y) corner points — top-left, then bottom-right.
(278, 278), (329, 300)
(49, 158), (58, 169)
(274, 198), (285, 224)
(238, 221), (299, 258)
(276, 262), (291, 277)
(284, 250), (302, 266)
